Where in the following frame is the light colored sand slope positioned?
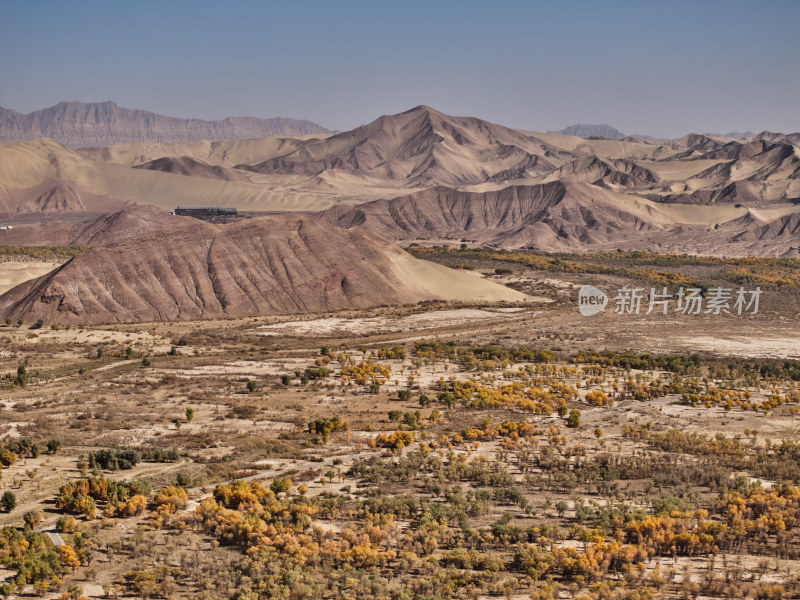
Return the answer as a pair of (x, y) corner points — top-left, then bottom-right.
(390, 255), (531, 303)
(637, 159), (730, 181)
(0, 260), (62, 295)
(75, 134), (330, 168)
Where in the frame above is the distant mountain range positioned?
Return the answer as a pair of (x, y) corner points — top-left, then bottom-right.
(0, 101), (331, 147)
(549, 124), (626, 140)
(551, 126), (761, 142)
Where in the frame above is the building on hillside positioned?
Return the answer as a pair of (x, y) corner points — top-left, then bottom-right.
(174, 207), (238, 221)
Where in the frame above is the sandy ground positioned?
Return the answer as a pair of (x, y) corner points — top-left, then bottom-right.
(0, 259), (60, 294)
(680, 335), (800, 360)
(254, 307), (530, 337)
(2, 326), (172, 351)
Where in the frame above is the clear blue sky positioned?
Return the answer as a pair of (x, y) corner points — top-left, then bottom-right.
(1, 0), (798, 137)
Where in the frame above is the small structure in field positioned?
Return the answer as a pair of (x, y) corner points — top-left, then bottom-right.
(174, 207), (238, 221)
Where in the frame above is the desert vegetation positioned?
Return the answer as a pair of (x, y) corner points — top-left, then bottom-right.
(0, 285), (798, 598)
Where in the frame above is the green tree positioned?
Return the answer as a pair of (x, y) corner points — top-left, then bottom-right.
(185, 407), (194, 422)
(246, 380), (257, 393)
(270, 478), (292, 494)
(1, 491), (17, 512)
(47, 439), (62, 454)
(566, 409), (582, 428)
(438, 392), (456, 408)
(13, 365), (28, 387)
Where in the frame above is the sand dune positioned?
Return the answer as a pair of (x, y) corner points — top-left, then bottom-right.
(0, 260), (63, 295)
(74, 134), (328, 168)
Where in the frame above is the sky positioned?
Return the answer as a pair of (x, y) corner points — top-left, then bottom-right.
(1, 0), (798, 138)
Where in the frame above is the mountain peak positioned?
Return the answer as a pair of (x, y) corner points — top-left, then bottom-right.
(401, 104), (440, 115)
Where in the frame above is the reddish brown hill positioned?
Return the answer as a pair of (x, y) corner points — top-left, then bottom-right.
(0, 205), (176, 246)
(0, 214), (526, 324)
(318, 183), (800, 256)
(319, 182), (663, 249)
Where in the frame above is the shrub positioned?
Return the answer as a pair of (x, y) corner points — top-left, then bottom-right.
(270, 478), (292, 494)
(88, 448), (141, 471)
(13, 365), (28, 387)
(1, 491), (17, 512)
(566, 409), (582, 428)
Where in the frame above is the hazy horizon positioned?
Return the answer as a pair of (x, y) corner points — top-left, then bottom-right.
(1, 0), (798, 138)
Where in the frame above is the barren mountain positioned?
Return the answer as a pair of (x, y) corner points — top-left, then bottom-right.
(1, 106), (797, 255)
(240, 105), (566, 186)
(319, 183), (800, 256)
(0, 102), (331, 147)
(0, 205), (177, 246)
(0, 210), (526, 324)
